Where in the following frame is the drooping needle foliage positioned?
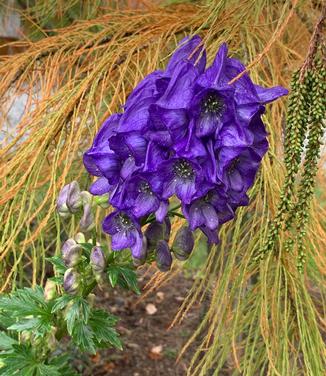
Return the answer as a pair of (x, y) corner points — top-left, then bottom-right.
(0, 0), (325, 375)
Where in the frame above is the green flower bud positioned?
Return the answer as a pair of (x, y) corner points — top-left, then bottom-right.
(74, 232), (86, 244)
(94, 194), (110, 208)
(44, 280), (57, 301)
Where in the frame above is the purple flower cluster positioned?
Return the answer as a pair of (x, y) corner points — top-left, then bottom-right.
(83, 36), (287, 259)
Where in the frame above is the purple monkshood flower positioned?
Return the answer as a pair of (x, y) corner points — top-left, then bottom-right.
(154, 42), (287, 142)
(82, 35), (288, 253)
(83, 113), (121, 193)
(110, 174), (169, 221)
(102, 211), (143, 258)
(194, 43), (288, 125)
(182, 190), (234, 243)
(216, 146), (262, 194)
(152, 158), (213, 204)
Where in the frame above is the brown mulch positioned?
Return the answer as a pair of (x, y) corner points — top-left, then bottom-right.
(75, 270), (203, 376)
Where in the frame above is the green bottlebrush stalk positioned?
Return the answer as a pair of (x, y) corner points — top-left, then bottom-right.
(289, 61), (326, 271)
(254, 70), (312, 261)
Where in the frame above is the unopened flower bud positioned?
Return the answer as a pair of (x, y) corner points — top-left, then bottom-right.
(79, 203), (95, 232)
(80, 190), (92, 204)
(65, 244), (82, 267)
(56, 181), (82, 216)
(63, 268), (80, 295)
(156, 240), (172, 272)
(21, 330), (32, 342)
(61, 238), (76, 258)
(56, 185), (71, 217)
(61, 239), (82, 267)
(133, 237), (148, 267)
(145, 218), (171, 250)
(44, 280), (57, 301)
(172, 226), (194, 261)
(90, 246), (106, 274)
(74, 232), (86, 244)
(94, 194), (110, 208)
(66, 181), (82, 213)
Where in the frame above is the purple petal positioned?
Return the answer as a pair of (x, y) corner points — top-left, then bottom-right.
(157, 61), (198, 109)
(144, 141), (168, 172)
(201, 226), (219, 244)
(175, 179), (196, 204)
(254, 85), (288, 104)
(90, 151), (121, 182)
(196, 43), (228, 88)
(228, 169), (244, 192)
(166, 35), (206, 75)
(175, 119), (207, 159)
(125, 132), (147, 164)
(201, 203), (219, 230)
(132, 193), (159, 218)
(120, 157), (139, 180)
(93, 114), (120, 147)
(131, 233), (144, 259)
(196, 113), (221, 138)
(102, 212), (119, 235)
(83, 152), (102, 177)
(162, 177), (178, 199)
(89, 177), (111, 195)
(111, 230), (136, 250)
(188, 203), (204, 230)
(155, 201), (169, 222)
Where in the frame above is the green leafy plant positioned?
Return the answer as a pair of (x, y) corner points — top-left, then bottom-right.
(0, 239), (140, 375)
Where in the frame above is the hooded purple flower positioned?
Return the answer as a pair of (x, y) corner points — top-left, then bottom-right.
(83, 113), (121, 192)
(182, 189), (234, 243)
(102, 211), (143, 258)
(216, 146), (262, 194)
(110, 174), (168, 221)
(153, 158), (213, 204)
(196, 43), (288, 124)
(82, 35), (288, 252)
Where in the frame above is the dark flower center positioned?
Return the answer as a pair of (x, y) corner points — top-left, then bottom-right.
(117, 213), (133, 230)
(228, 158), (240, 175)
(201, 92), (224, 115)
(138, 181), (153, 195)
(173, 159), (194, 179)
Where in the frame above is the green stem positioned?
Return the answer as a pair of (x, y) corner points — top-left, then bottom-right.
(82, 280), (97, 297)
(168, 211), (185, 219)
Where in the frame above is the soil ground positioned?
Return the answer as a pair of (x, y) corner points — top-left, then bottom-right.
(76, 270), (202, 376)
